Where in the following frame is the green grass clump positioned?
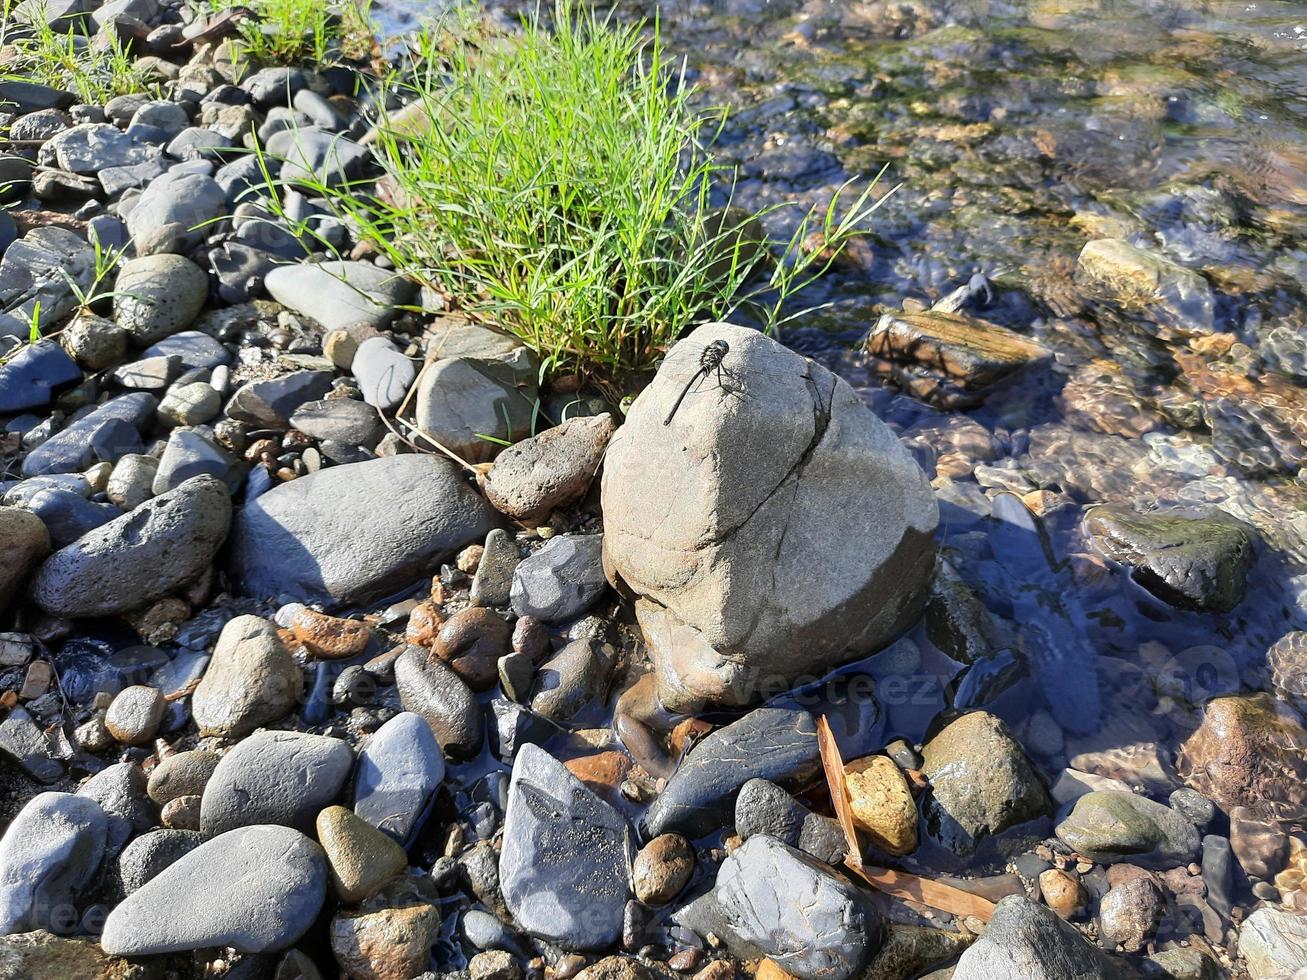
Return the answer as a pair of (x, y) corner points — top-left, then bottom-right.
(1, 4), (152, 104)
(210, 0), (374, 68)
(278, 1), (885, 392)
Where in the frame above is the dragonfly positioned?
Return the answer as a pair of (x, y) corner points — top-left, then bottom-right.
(663, 339), (733, 426)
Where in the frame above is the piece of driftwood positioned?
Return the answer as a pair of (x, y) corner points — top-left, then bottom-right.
(816, 714), (997, 923)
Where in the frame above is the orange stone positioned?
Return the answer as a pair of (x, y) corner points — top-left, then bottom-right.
(291, 607), (373, 660)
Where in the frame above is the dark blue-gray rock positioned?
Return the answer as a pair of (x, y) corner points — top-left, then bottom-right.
(0, 792), (107, 935)
(510, 534), (606, 622)
(20, 487), (117, 547)
(264, 260), (414, 331)
(225, 370), (332, 428)
(230, 454), (499, 606)
(353, 336), (416, 411)
(952, 895), (1120, 979)
(267, 127), (369, 187)
(643, 707), (820, 838)
(114, 829), (203, 897)
(471, 528), (520, 607)
(0, 80), (75, 113)
(1201, 834), (1234, 919)
(152, 428), (236, 494)
(110, 354), (181, 391)
(488, 697), (558, 763)
(675, 835), (878, 980)
(0, 341), (81, 413)
(1054, 791), (1200, 869)
(113, 254), (210, 344)
(528, 638), (613, 725)
(242, 66), (306, 107)
(290, 397), (382, 446)
(21, 392), (155, 477)
(125, 170), (227, 255)
(601, 323), (938, 711)
(76, 762), (154, 857)
(142, 330), (231, 370)
(214, 154), (265, 203)
(413, 353), (538, 463)
(1084, 505), (1255, 613)
(28, 474), (231, 618)
(44, 123), (151, 174)
(0, 227), (94, 338)
(100, 824), (327, 955)
(735, 778), (808, 845)
(200, 730), (354, 837)
(919, 711), (1052, 858)
(500, 744), (633, 950)
(0, 707), (62, 784)
(394, 645), (484, 760)
(353, 710), (445, 846)
(1169, 788), (1217, 829)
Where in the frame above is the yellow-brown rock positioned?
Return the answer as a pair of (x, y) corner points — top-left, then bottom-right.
(844, 754), (918, 855)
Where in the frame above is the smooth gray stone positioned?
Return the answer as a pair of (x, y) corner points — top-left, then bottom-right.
(394, 645), (484, 761)
(0, 341), (81, 413)
(229, 455), (499, 607)
(225, 370), (332, 429)
(0, 792), (107, 934)
(152, 427), (235, 495)
(142, 331), (231, 370)
(22, 487), (117, 547)
(266, 127), (369, 187)
(21, 393), (155, 477)
(353, 336), (416, 411)
(200, 730), (354, 837)
(100, 825), (327, 955)
(124, 170), (227, 255)
(289, 397), (382, 446)
(509, 534), (606, 622)
(643, 707), (820, 838)
(0, 227), (94, 338)
(0, 708), (63, 784)
(353, 711), (445, 846)
(499, 744), (632, 950)
(1055, 791), (1200, 870)
(675, 835), (877, 980)
(28, 474), (231, 618)
(263, 260), (414, 331)
(113, 254), (210, 344)
(952, 895), (1121, 979)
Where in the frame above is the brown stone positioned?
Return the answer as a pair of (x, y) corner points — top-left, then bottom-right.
(317, 806), (409, 904)
(160, 795), (201, 830)
(147, 750), (220, 805)
(632, 833), (694, 905)
(405, 601), (444, 647)
(434, 607), (511, 691)
(865, 309), (1051, 408)
(1177, 694), (1307, 823)
(563, 751), (631, 800)
(19, 661), (51, 700)
(1038, 868), (1085, 919)
(844, 754), (917, 856)
(291, 607), (373, 660)
(330, 904), (440, 980)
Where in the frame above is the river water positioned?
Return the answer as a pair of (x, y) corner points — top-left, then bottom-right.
(377, 0), (1307, 914)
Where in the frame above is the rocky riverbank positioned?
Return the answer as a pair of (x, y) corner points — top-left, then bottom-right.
(2, 0), (1307, 978)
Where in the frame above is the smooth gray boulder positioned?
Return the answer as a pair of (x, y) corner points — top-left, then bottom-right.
(124, 170), (226, 256)
(353, 711), (445, 846)
(0, 793), (107, 935)
(413, 353), (538, 463)
(643, 707), (820, 838)
(28, 475), (231, 618)
(952, 895), (1120, 979)
(601, 323), (938, 710)
(100, 825), (327, 955)
(675, 835), (878, 980)
(264, 260), (413, 331)
(499, 744), (633, 950)
(191, 615), (302, 738)
(229, 454), (499, 606)
(200, 730), (354, 837)
(112, 254), (210, 344)
(510, 534), (606, 622)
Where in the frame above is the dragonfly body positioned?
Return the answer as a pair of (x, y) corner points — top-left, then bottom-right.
(663, 340), (730, 425)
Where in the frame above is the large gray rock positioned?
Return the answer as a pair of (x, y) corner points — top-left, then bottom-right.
(0, 793), (106, 935)
(952, 895), (1119, 979)
(200, 731), (354, 837)
(125, 170), (226, 256)
(413, 353), (538, 463)
(191, 615), (302, 738)
(100, 825), (326, 955)
(1054, 791), (1201, 869)
(229, 455), (499, 606)
(499, 744), (633, 950)
(353, 711), (445, 846)
(112, 254), (210, 345)
(1239, 907), (1307, 979)
(0, 227), (94, 339)
(643, 707), (820, 838)
(675, 835), (877, 980)
(28, 475), (231, 618)
(601, 323), (938, 710)
(919, 711), (1051, 858)
(264, 260), (414, 331)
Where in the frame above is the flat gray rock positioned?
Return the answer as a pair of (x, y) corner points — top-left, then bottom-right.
(353, 336), (416, 411)
(413, 353), (538, 464)
(952, 895), (1120, 979)
(353, 710), (445, 846)
(510, 534), (606, 622)
(28, 475), (231, 618)
(675, 835), (877, 980)
(225, 370), (333, 429)
(200, 730), (354, 837)
(643, 707), (820, 839)
(499, 744), (632, 950)
(1054, 791), (1200, 869)
(0, 792), (107, 934)
(264, 260), (413, 331)
(229, 455), (499, 606)
(290, 398), (382, 446)
(100, 825), (327, 955)
(125, 170), (226, 256)
(21, 392), (155, 477)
